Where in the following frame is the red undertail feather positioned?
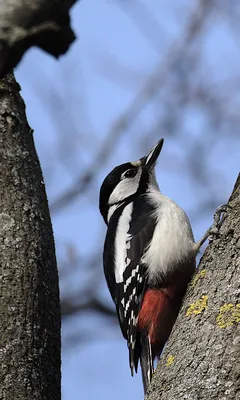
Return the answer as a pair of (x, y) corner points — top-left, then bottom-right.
(138, 288), (180, 357)
(137, 288), (182, 393)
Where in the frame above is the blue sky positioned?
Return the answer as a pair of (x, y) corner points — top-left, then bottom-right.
(15, 1), (239, 399)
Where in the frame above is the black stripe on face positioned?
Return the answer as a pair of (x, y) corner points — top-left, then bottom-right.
(99, 162), (138, 224)
(100, 163), (151, 224)
(107, 171), (148, 215)
(136, 168), (149, 196)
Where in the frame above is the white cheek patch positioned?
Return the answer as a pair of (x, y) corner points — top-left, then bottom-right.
(109, 168), (142, 205)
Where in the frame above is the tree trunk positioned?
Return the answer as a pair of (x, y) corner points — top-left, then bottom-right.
(0, 0), (77, 77)
(0, 73), (61, 399)
(146, 174), (240, 400)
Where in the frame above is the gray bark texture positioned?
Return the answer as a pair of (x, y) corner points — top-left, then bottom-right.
(146, 174), (240, 400)
(0, 73), (61, 399)
(0, 0), (77, 77)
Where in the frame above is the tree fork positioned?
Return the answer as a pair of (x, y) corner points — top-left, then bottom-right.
(0, 73), (61, 400)
(146, 174), (240, 400)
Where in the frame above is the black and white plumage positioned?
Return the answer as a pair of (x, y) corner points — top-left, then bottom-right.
(99, 139), (197, 393)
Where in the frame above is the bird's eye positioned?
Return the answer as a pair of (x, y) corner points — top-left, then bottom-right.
(124, 169), (138, 178)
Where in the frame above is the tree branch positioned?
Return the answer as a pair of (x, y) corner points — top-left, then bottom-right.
(146, 173), (240, 399)
(0, 0), (77, 77)
(61, 297), (116, 319)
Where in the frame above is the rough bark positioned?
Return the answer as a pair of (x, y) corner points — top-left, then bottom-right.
(146, 174), (240, 400)
(0, 73), (60, 399)
(0, 0), (77, 77)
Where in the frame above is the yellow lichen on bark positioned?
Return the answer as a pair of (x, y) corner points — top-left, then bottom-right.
(165, 355), (175, 366)
(216, 303), (240, 328)
(191, 269), (206, 287)
(186, 295), (208, 316)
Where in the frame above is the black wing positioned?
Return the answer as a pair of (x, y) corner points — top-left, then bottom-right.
(103, 196), (157, 374)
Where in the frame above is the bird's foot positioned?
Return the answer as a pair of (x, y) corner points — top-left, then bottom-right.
(208, 204), (231, 242)
(195, 203), (231, 251)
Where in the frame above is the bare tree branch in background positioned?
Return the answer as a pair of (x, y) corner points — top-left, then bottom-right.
(116, 0), (166, 53)
(0, 0), (78, 77)
(62, 297), (116, 319)
(60, 251), (116, 320)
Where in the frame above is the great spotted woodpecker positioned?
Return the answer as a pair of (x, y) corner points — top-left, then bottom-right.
(99, 138), (228, 393)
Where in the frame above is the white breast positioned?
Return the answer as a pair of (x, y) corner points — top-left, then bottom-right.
(114, 202), (133, 283)
(144, 190), (196, 282)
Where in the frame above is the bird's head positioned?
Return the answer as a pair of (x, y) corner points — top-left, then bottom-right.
(99, 138), (164, 224)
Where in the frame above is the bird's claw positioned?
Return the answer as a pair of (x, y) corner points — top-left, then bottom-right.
(209, 203), (231, 242)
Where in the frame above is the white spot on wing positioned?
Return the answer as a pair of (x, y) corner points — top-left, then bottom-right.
(123, 266), (139, 292)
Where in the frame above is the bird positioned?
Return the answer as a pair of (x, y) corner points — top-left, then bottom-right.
(99, 138), (228, 394)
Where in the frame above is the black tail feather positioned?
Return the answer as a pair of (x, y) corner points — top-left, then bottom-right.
(140, 335), (154, 394)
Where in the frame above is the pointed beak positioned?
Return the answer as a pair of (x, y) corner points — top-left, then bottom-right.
(141, 138), (164, 170)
